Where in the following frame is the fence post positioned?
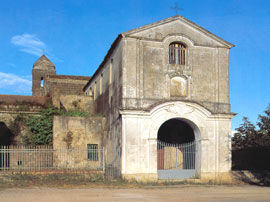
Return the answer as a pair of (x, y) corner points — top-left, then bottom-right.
(102, 147), (105, 172)
(175, 146), (178, 169)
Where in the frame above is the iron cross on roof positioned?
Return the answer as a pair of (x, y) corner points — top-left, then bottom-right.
(171, 2), (183, 15)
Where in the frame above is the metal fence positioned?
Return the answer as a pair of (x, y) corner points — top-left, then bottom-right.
(157, 140), (196, 170)
(0, 146), (105, 172)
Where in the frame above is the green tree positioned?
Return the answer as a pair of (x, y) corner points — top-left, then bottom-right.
(232, 104), (270, 149)
(257, 105), (270, 145)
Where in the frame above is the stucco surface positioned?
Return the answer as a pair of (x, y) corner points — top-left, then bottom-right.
(83, 16), (234, 180)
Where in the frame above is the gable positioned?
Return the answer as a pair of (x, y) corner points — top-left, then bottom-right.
(123, 16), (234, 48)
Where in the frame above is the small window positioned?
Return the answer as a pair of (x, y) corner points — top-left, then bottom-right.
(109, 59), (113, 85)
(99, 74), (103, 95)
(87, 144), (99, 161)
(169, 42), (186, 65)
(89, 87), (93, 96)
(94, 82), (97, 100)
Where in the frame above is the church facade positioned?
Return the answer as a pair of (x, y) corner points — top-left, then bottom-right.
(0, 15), (235, 181)
(83, 15), (235, 181)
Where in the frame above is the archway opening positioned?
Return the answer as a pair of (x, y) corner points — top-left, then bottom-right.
(0, 122), (15, 146)
(0, 122), (14, 168)
(157, 118), (196, 179)
(158, 118), (195, 144)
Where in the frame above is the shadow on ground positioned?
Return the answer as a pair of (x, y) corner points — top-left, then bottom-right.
(232, 170), (270, 186)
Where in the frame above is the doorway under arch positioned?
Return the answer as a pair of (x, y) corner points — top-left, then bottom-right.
(157, 118), (198, 180)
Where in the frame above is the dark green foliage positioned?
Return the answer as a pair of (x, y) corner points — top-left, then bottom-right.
(22, 105), (90, 146)
(24, 105), (55, 146)
(232, 104), (270, 149)
(257, 105), (270, 145)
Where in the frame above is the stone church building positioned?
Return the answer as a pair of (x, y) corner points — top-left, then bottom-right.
(83, 15), (235, 181)
(0, 15), (235, 181)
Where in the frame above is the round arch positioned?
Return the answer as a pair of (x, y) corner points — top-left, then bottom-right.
(147, 101), (211, 178)
(158, 118), (195, 144)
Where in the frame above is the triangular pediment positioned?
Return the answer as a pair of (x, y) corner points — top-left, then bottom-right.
(122, 16), (234, 48)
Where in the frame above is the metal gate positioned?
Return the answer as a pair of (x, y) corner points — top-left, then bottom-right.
(157, 140), (196, 180)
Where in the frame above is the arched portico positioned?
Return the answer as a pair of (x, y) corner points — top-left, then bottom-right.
(146, 101), (212, 179)
(120, 101), (233, 181)
(156, 118), (199, 179)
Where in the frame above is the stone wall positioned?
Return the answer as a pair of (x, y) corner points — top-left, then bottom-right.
(0, 111), (41, 146)
(53, 116), (106, 149)
(53, 116), (106, 169)
(0, 95), (49, 112)
(0, 95), (48, 146)
(52, 94), (94, 114)
(45, 75), (90, 96)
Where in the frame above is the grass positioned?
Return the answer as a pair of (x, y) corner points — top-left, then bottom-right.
(0, 173), (104, 189)
(0, 173), (237, 190)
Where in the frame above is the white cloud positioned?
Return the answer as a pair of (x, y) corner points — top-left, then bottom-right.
(0, 72), (32, 93)
(11, 34), (46, 56)
(10, 33), (64, 63)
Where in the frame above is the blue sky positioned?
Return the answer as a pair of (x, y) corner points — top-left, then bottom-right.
(0, 0), (269, 130)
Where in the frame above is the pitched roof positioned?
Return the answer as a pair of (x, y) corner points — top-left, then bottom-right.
(33, 54), (55, 70)
(122, 15), (234, 48)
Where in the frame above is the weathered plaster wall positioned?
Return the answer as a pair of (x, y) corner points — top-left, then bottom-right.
(53, 116), (106, 169)
(82, 16), (234, 180)
(120, 101), (233, 181)
(131, 20), (226, 47)
(121, 20), (231, 114)
(84, 40), (123, 172)
(53, 116), (106, 149)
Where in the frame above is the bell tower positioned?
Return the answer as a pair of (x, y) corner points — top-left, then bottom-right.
(32, 54), (56, 96)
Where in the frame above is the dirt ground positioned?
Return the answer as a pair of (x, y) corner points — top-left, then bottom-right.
(0, 185), (269, 202)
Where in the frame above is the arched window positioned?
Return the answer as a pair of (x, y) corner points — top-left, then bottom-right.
(40, 77), (44, 87)
(169, 42), (186, 65)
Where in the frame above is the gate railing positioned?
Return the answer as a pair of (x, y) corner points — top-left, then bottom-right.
(0, 146), (105, 172)
(157, 140), (195, 170)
